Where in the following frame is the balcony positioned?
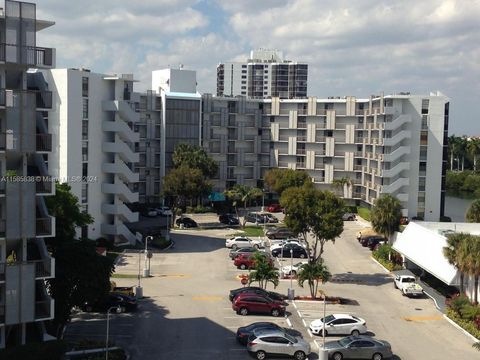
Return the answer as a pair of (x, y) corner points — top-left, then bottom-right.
(36, 177), (53, 194)
(36, 134), (52, 152)
(0, 219), (5, 237)
(0, 44), (54, 67)
(35, 90), (53, 109)
(36, 217), (53, 237)
(0, 262), (4, 282)
(34, 259), (54, 279)
(35, 298), (54, 321)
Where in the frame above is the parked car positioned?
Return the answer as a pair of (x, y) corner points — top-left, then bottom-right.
(281, 261), (308, 276)
(342, 213), (356, 221)
(263, 213), (279, 223)
(236, 322), (285, 345)
(323, 335), (393, 360)
(394, 274), (424, 297)
(155, 206), (173, 216)
(266, 227), (294, 240)
(247, 329), (311, 360)
(232, 293), (288, 317)
(143, 208), (158, 217)
(245, 212), (268, 224)
(266, 204), (283, 213)
(229, 286), (287, 302)
(225, 236), (264, 250)
(219, 213), (240, 226)
(82, 294), (137, 313)
(110, 286), (134, 297)
(175, 217), (198, 228)
(270, 239), (306, 250)
(271, 243), (308, 259)
(400, 216), (410, 225)
(367, 237), (387, 251)
(229, 247), (263, 259)
(356, 228), (379, 242)
(309, 314), (368, 336)
(234, 253), (273, 270)
(360, 235), (386, 247)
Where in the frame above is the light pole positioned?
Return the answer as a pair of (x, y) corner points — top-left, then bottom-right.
(143, 236), (152, 277)
(290, 249), (294, 290)
(136, 249), (143, 298)
(165, 213), (170, 241)
(105, 306), (121, 360)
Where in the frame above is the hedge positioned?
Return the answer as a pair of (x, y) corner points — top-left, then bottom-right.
(446, 308), (480, 340)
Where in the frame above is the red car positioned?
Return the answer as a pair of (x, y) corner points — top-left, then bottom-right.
(234, 253), (273, 270)
(267, 204), (283, 213)
(232, 293), (288, 317)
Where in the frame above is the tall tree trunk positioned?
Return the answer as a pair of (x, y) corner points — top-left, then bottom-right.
(462, 156), (465, 171)
(450, 154), (453, 171)
(460, 273), (464, 294)
(475, 275), (479, 304)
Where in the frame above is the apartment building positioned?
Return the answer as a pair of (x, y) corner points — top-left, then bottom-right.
(42, 69), (141, 245)
(202, 93), (449, 221)
(217, 49), (308, 99)
(0, 0), (56, 348)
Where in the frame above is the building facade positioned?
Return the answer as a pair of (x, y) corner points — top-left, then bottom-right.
(43, 69), (141, 245)
(202, 92), (449, 221)
(217, 49), (308, 99)
(0, 0), (56, 348)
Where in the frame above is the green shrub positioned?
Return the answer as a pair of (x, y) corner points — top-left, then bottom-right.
(0, 340), (68, 360)
(344, 205), (358, 213)
(447, 308), (480, 339)
(151, 236), (171, 249)
(448, 294), (471, 314)
(460, 303), (480, 321)
(357, 207), (371, 221)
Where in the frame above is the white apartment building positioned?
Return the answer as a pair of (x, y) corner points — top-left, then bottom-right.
(217, 49), (308, 99)
(0, 0), (56, 348)
(42, 69), (141, 245)
(203, 92), (449, 221)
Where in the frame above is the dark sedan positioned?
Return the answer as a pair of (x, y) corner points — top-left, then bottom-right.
(219, 213), (240, 226)
(175, 217), (198, 228)
(82, 294), (137, 313)
(229, 286), (287, 302)
(360, 235), (386, 247)
(323, 335), (393, 360)
(236, 322), (284, 345)
(271, 244), (308, 259)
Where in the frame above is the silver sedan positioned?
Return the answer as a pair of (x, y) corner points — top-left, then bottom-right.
(247, 329), (310, 360)
(323, 335), (393, 360)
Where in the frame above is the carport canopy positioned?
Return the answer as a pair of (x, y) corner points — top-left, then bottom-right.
(392, 222), (459, 286)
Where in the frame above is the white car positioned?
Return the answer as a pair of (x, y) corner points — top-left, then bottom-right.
(270, 239), (307, 251)
(281, 261), (308, 275)
(225, 236), (264, 250)
(155, 206), (173, 216)
(309, 314), (368, 336)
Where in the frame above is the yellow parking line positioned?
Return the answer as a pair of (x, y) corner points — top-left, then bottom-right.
(157, 274), (191, 278)
(192, 296), (224, 301)
(403, 315), (443, 322)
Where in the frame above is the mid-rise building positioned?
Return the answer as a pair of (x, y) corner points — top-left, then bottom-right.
(217, 49), (308, 99)
(202, 92), (449, 221)
(0, 0), (56, 348)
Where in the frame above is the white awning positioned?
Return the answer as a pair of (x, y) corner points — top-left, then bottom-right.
(392, 222), (459, 285)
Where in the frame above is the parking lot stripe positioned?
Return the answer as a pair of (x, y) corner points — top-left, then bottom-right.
(286, 318), (292, 327)
(302, 319), (307, 327)
(292, 301), (298, 310)
(192, 296), (223, 301)
(402, 315), (443, 322)
(157, 274), (191, 278)
(307, 329), (313, 338)
(297, 310), (302, 318)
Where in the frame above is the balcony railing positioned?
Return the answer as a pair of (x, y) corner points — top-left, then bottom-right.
(36, 218), (52, 236)
(36, 177), (53, 194)
(36, 134), (52, 152)
(0, 219), (5, 237)
(34, 259), (52, 278)
(35, 300), (52, 320)
(0, 89), (5, 106)
(35, 90), (53, 109)
(0, 262), (5, 282)
(0, 43), (54, 67)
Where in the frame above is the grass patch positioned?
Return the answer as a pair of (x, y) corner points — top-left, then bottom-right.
(231, 226), (266, 237)
(111, 274), (139, 279)
(358, 207), (371, 221)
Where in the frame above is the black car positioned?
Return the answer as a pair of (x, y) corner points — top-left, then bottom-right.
(271, 244), (308, 259)
(175, 217), (198, 228)
(229, 247), (261, 259)
(219, 213), (240, 226)
(266, 228), (294, 240)
(361, 235), (386, 247)
(245, 212), (268, 224)
(83, 294), (137, 313)
(236, 322), (284, 345)
(367, 237), (387, 250)
(229, 287), (287, 302)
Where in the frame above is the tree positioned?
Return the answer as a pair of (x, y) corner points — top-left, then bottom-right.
(281, 186), (344, 262)
(371, 194), (402, 242)
(473, 342), (480, 351)
(248, 252), (279, 290)
(331, 177), (352, 197)
(466, 199), (480, 223)
(297, 262), (331, 299)
(172, 143), (218, 178)
(264, 168), (311, 196)
(224, 184), (263, 227)
(467, 138), (480, 171)
(444, 233), (469, 293)
(45, 183), (114, 337)
(462, 235), (480, 304)
(162, 166), (212, 219)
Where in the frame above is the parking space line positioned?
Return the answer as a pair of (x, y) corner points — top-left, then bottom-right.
(402, 315), (443, 322)
(192, 296), (223, 301)
(307, 329), (313, 338)
(297, 310), (302, 318)
(286, 318), (292, 327)
(302, 319), (307, 327)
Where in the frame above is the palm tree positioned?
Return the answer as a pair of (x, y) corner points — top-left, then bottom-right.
(467, 138), (480, 171)
(224, 185), (263, 227)
(371, 194), (402, 243)
(331, 177), (352, 197)
(443, 233), (469, 293)
(466, 199), (480, 223)
(248, 252), (279, 290)
(473, 342), (480, 351)
(462, 235), (480, 304)
(297, 261), (331, 299)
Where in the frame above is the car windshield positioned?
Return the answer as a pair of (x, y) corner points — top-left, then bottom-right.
(338, 337), (354, 347)
(403, 277), (415, 283)
(321, 315), (335, 323)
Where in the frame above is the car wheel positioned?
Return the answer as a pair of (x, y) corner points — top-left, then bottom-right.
(232, 244), (238, 250)
(239, 264), (247, 270)
(372, 353), (383, 360)
(333, 352), (343, 360)
(291, 270), (297, 276)
(271, 308), (281, 317)
(319, 329), (328, 337)
(239, 307), (248, 316)
(299, 253), (306, 259)
(294, 351), (306, 360)
(120, 306), (126, 313)
(254, 244), (259, 249)
(256, 350), (266, 360)
(351, 329), (360, 336)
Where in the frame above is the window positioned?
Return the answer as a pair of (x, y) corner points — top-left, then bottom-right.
(420, 131), (428, 145)
(419, 162), (426, 176)
(242, 70), (247, 73)
(241, 91), (246, 95)
(421, 115), (428, 129)
(242, 65), (247, 68)
(241, 80), (246, 84)
(241, 86), (246, 90)
(82, 120), (88, 140)
(418, 178), (426, 191)
(241, 75), (246, 79)
(82, 144), (88, 161)
(421, 99), (429, 114)
(82, 77), (89, 97)
(82, 163), (88, 177)
(81, 183), (88, 203)
(326, 130), (333, 137)
(82, 98), (88, 119)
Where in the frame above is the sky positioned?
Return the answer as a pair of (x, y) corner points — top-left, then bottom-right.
(34, 0), (480, 135)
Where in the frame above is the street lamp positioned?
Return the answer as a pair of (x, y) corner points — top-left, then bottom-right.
(165, 213), (170, 242)
(290, 249), (294, 290)
(105, 306), (121, 360)
(143, 236), (152, 277)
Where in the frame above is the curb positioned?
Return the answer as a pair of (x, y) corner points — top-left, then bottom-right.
(443, 314), (480, 343)
(370, 256), (393, 275)
(422, 289), (442, 311)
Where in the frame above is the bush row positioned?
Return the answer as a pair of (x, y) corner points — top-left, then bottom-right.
(446, 170), (480, 197)
(446, 308), (480, 340)
(372, 244), (403, 271)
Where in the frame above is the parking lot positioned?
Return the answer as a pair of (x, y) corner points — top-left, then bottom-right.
(63, 218), (479, 359)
